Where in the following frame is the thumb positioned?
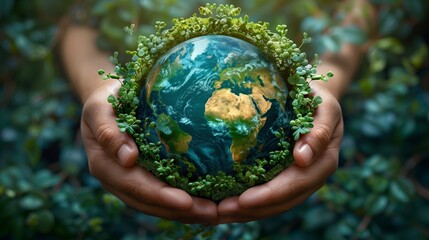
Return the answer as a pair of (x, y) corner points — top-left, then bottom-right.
(95, 121), (138, 167)
(293, 123), (331, 167)
(293, 93), (343, 167)
(82, 83), (139, 167)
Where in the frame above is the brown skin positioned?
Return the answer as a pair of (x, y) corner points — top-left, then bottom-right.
(218, 0), (373, 221)
(61, 26), (218, 224)
(61, 4), (366, 223)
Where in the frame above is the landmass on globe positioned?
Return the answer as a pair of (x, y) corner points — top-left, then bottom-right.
(101, 3), (331, 201)
(139, 35), (292, 176)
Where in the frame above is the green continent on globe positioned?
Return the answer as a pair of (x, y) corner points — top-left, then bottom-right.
(156, 113), (192, 154)
(138, 35), (291, 176)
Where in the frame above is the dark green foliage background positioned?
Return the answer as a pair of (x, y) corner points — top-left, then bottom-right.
(1, 0), (428, 239)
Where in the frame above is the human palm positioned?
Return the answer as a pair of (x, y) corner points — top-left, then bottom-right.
(80, 81), (218, 224)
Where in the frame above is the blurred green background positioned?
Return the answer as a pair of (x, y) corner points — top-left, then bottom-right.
(1, 0), (428, 239)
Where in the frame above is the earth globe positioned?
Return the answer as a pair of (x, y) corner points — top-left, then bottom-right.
(138, 35), (293, 177)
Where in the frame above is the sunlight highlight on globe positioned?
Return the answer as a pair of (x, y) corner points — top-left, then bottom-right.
(138, 35), (292, 176)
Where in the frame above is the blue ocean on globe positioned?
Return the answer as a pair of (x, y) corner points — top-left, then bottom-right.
(138, 35), (292, 176)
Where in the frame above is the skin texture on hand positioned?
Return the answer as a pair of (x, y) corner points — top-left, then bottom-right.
(217, 81), (343, 223)
(80, 80), (219, 224)
(63, 33), (346, 224)
(61, 0), (366, 221)
(78, 75), (342, 224)
(61, 25), (221, 224)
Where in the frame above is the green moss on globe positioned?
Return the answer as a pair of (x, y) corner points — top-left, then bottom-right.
(139, 35), (292, 177)
(103, 4), (331, 201)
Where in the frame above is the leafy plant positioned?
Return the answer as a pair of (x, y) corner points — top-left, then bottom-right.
(1, 0), (428, 239)
(101, 3), (331, 201)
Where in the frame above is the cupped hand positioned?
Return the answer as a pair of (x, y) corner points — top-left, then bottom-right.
(217, 81), (343, 223)
(80, 80), (218, 224)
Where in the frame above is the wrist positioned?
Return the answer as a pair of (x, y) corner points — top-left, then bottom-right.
(76, 69), (115, 104)
(310, 79), (341, 101)
(60, 25), (115, 103)
(81, 79), (120, 106)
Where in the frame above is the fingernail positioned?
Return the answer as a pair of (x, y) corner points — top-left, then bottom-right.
(118, 144), (132, 166)
(298, 144), (313, 166)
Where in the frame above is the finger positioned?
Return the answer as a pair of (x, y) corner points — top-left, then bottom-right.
(236, 138), (339, 208)
(294, 84), (343, 167)
(82, 83), (138, 167)
(103, 184), (218, 224)
(218, 186), (319, 223)
(87, 148), (194, 210)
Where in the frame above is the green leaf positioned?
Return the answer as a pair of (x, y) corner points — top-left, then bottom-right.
(60, 147), (85, 176)
(365, 194), (388, 215)
(390, 179), (413, 202)
(26, 209), (54, 233)
(375, 37), (404, 54)
(378, 8), (402, 36)
(303, 206), (335, 230)
(24, 138), (41, 167)
(367, 176), (389, 193)
(410, 43), (428, 67)
(33, 170), (60, 189)
(320, 35), (340, 52)
(19, 193), (45, 210)
(369, 48), (386, 72)
(333, 25), (367, 44)
(301, 16), (328, 33)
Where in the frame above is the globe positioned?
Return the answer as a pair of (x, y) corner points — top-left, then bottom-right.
(138, 35), (292, 177)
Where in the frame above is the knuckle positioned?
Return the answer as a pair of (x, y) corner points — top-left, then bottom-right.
(122, 179), (152, 203)
(313, 123), (332, 147)
(320, 93), (342, 117)
(126, 183), (142, 199)
(288, 182), (303, 196)
(282, 177), (306, 198)
(96, 124), (117, 146)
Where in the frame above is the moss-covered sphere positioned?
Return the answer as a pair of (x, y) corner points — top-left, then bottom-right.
(138, 35), (292, 177)
(105, 4), (328, 200)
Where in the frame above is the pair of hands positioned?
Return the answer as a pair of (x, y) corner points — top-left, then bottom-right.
(81, 80), (342, 224)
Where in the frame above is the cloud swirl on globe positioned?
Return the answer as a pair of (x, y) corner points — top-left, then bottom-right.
(138, 35), (293, 177)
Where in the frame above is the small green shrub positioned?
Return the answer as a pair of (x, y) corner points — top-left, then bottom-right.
(1, 0), (428, 239)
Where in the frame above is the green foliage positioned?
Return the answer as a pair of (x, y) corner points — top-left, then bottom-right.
(104, 3), (322, 201)
(1, 0), (428, 239)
